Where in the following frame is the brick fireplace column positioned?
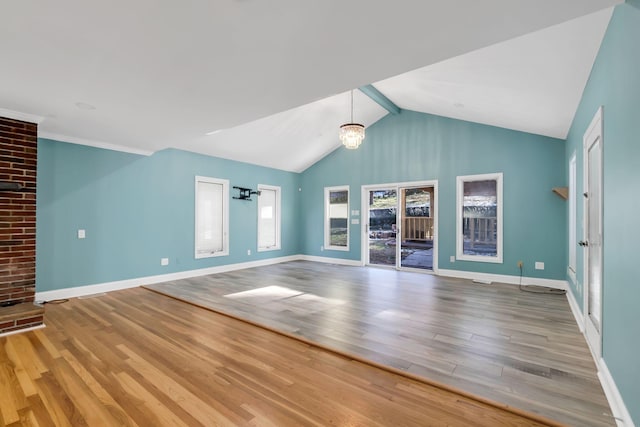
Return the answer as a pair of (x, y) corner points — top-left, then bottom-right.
(0, 116), (43, 335)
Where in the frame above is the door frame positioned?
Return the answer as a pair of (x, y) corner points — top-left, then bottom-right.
(361, 180), (438, 273)
(582, 106), (604, 360)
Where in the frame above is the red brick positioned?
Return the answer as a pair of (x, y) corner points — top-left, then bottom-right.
(0, 320), (15, 329)
(10, 295), (33, 303)
(0, 116), (37, 319)
(15, 315), (43, 326)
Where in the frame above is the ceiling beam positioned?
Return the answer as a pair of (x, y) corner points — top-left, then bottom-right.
(358, 85), (401, 115)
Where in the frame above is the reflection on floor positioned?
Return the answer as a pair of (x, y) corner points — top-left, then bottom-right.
(145, 261), (614, 427)
(225, 285), (347, 315)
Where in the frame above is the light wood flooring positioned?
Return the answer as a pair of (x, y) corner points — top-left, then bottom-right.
(147, 261), (615, 427)
(0, 287), (563, 426)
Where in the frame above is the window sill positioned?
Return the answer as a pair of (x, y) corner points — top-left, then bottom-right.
(456, 254), (503, 264)
(325, 246), (350, 252)
(195, 251), (229, 259)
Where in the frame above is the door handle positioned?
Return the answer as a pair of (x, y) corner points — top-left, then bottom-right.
(578, 240), (589, 247)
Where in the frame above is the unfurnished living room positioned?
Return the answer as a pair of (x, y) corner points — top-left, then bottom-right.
(0, 1), (638, 426)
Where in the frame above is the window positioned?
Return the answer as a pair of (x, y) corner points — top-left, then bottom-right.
(456, 173), (503, 263)
(324, 186), (349, 251)
(257, 184), (281, 251)
(195, 176), (229, 258)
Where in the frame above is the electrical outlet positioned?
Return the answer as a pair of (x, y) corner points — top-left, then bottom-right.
(320, 245), (324, 251)
(535, 262), (544, 270)
(247, 249), (251, 256)
(77, 229), (86, 239)
(450, 256), (455, 263)
(517, 260), (523, 269)
(161, 258), (169, 266)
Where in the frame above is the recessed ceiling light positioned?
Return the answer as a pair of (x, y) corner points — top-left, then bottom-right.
(75, 102), (96, 110)
(206, 129), (223, 136)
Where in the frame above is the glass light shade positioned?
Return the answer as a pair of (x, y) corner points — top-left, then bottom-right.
(339, 123), (365, 149)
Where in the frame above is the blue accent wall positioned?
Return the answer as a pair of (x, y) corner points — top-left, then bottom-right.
(300, 110), (566, 279)
(36, 139), (300, 292)
(564, 2), (640, 423)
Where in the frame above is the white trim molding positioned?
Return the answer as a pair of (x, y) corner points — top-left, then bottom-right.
(565, 291), (634, 427)
(0, 107), (44, 124)
(456, 172), (504, 264)
(324, 185), (350, 251)
(299, 255), (362, 267)
(39, 132), (154, 156)
(566, 287), (585, 333)
(35, 254), (363, 303)
(195, 176), (230, 259)
(0, 323), (46, 338)
(598, 359), (635, 427)
(360, 179), (439, 272)
(257, 184), (282, 252)
(35, 255), (301, 302)
(582, 105), (605, 362)
(438, 269), (568, 290)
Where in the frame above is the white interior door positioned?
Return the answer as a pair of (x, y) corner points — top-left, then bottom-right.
(582, 107), (603, 359)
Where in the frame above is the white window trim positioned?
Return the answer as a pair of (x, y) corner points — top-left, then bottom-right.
(195, 176), (229, 259)
(257, 184), (281, 252)
(456, 173), (503, 263)
(324, 185), (350, 251)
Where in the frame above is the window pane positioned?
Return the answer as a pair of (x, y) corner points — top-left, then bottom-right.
(258, 188), (277, 249)
(196, 181), (223, 254)
(329, 190), (348, 247)
(462, 180), (497, 257)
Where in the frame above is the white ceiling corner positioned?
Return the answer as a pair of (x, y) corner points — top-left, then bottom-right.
(373, 8), (615, 139)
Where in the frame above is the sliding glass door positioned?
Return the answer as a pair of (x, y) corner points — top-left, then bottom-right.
(399, 187), (434, 270)
(365, 182), (436, 271)
(367, 189), (397, 267)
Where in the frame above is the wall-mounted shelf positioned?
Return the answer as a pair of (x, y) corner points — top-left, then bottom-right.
(552, 187), (568, 200)
(233, 186), (260, 201)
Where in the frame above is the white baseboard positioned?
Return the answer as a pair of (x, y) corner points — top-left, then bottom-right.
(566, 288), (585, 333)
(299, 255), (362, 267)
(0, 323), (46, 338)
(565, 290), (633, 426)
(598, 358), (635, 427)
(438, 269), (568, 290)
(35, 255), (302, 302)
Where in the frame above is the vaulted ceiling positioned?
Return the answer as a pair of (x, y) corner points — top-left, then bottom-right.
(0, 1), (620, 172)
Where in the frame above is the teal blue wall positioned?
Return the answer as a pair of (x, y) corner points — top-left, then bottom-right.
(300, 110), (566, 279)
(36, 139), (300, 292)
(564, 2), (640, 423)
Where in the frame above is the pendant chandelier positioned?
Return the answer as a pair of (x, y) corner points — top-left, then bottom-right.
(339, 90), (365, 149)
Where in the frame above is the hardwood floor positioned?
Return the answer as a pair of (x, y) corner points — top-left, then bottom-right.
(146, 261), (615, 427)
(0, 288), (562, 426)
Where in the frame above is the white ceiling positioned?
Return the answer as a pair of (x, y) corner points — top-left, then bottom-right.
(190, 90), (388, 172)
(0, 0), (620, 172)
(374, 8), (614, 140)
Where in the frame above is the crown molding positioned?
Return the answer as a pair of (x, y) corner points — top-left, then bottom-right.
(39, 132), (154, 156)
(0, 108), (44, 124)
